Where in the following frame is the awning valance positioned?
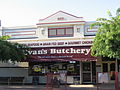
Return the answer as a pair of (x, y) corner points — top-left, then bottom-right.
(24, 46), (97, 62)
(25, 56), (97, 62)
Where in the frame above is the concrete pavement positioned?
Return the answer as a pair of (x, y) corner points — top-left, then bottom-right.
(0, 84), (117, 90)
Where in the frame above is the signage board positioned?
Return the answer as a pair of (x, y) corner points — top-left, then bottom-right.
(27, 46), (97, 62)
(20, 39), (93, 47)
(98, 72), (109, 83)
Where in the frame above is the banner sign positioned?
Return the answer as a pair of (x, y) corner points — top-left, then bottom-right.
(27, 46), (97, 61)
(20, 39), (93, 47)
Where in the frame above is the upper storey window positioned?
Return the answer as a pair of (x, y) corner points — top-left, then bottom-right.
(48, 27), (74, 37)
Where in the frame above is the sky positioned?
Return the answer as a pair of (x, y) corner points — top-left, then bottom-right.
(0, 0), (120, 27)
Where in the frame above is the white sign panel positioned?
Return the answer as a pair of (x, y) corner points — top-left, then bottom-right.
(98, 73), (109, 83)
(20, 39), (93, 47)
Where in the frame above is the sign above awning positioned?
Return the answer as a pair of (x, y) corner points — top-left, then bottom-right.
(25, 46), (97, 62)
(20, 39), (93, 47)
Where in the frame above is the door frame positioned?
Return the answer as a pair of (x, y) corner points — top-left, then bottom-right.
(81, 62), (92, 83)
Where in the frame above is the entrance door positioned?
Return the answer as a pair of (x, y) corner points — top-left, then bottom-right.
(82, 62), (92, 83)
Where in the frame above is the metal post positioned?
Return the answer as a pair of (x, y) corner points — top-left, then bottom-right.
(65, 73), (67, 90)
(115, 59), (119, 90)
(80, 61), (82, 84)
(116, 59), (118, 72)
(96, 72), (99, 90)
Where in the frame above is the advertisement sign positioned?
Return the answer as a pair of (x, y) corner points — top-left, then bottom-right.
(27, 46), (97, 62)
(98, 72), (109, 83)
(20, 39), (93, 47)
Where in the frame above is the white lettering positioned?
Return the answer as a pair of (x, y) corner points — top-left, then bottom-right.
(85, 49), (91, 55)
(70, 48), (77, 53)
(66, 49), (70, 53)
(76, 49), (81, 53)
(32, 51), (37, 55)
(28, 51), (33, 54)
(50, 49), (56, 54)
(28, 48), (91, 55)
(37, 49), (47, 54)
(28, 49), (47, 55)
(81, 49), (85, 54)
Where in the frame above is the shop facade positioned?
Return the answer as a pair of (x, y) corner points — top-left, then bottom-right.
(0, 11), (119, 84)
(25, 41), (97, 84)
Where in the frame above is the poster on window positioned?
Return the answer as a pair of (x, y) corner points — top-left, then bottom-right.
(98, 72), (109, 83)
(119, 72), (120, 82)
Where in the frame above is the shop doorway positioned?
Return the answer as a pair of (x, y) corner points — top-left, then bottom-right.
(46, 73), (67, 90)
(102, 62), (115, 82)
(82, 62), (92, 83)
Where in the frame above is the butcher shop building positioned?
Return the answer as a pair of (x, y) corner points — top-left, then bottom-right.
(0, 11), (119, 85)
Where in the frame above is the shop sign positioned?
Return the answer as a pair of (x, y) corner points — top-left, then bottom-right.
(98, 72), (109, 83)
(20, 39), (93, 47)
(28, 48), (90, 55)
(28, 46), (95, 60)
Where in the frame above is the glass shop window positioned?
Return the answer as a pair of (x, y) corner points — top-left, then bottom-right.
(102, 63), (108, 72)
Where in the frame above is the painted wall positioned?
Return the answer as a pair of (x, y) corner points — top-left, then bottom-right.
(0, 68), (32, 83)
(38, 24), (85, 39)
(1, 11), (98, 40)
(84, 22), (98, 36)
(2, 23), (97, 40)
(2, 26), (38, 39)
(38, 11), (83, 24)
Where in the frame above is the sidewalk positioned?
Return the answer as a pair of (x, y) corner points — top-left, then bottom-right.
(0, 84), (118, 90)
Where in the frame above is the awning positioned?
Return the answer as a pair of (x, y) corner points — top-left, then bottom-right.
(23, 46), (97, 62)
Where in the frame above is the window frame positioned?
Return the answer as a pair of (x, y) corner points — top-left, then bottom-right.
(48, 27), (74, 37)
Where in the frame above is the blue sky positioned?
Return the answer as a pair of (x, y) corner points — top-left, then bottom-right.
(0, 0), (119, 27)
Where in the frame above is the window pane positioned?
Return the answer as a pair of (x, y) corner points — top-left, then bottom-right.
(49, 29), (56, 35)
(48, 26), (73, 37)
(57, 29), (64, 35)
(66, 28), (73, 34)
(110, 63), (115, 80)
(102, 63), (108, 72)
(82, 62), (91, 71)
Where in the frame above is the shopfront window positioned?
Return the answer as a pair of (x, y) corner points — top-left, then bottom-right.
(103, 63), (108, 72)
(29, 62), (80, 76)
(82, 62), (91, 71)
(110, 63), (115, 80)
(102, 63), (115, 80)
